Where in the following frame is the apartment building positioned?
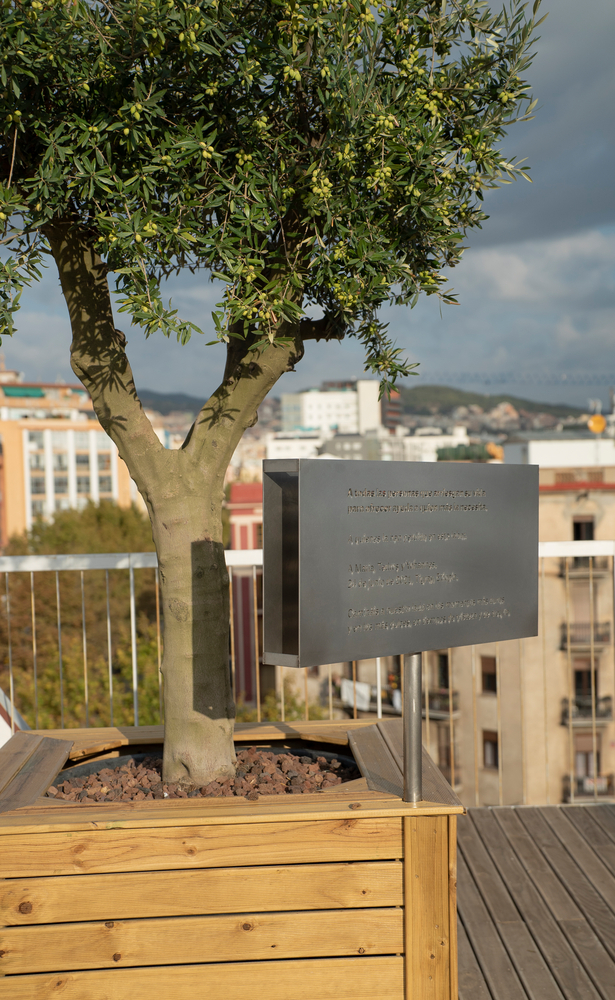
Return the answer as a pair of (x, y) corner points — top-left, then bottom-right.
(0, 419), (134, 546)
(281, 379), (381, 436)
(449, 435), (615, 807)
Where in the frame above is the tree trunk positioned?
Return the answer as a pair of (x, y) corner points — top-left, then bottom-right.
(152, 494), (235, 785)
(45, 221), (303, 787)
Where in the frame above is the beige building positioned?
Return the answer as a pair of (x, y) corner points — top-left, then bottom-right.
(297, 438), (615, 807)
(448, 444), (615, 807)
(0, 418), (135, 547)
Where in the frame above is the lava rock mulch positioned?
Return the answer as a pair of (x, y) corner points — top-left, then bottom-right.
(47, 747), (360, 804)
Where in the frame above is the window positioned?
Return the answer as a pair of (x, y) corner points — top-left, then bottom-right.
(54, 476), (68, 495)
(51, 431), (68, 449)
(481, 656), (497, 694)
(573, 517), (594, 541)
(30, 476), (46, 495)
(574, 663), (598, 698)
(28, 431), (44, 448)
(76, 476), (90, 495)
(98, 453), (111, 472)
(74, 431), (89, 449)
(31, 499), (44, 518)
(574, 733), (600, 778)
(436, 652), (449, 690)
(29, 453), (45, 470)
(53, 452), (68, 472)
(76, 453), (90, 468)
(98, 476), (112, 494)
(255, 523), (263, 548)
(483, 730), (499, 769)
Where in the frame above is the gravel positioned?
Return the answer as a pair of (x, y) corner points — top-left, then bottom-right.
(47, 747), (360, 803)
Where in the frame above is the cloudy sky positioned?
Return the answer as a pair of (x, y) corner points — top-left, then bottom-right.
(5, 0), (615, 409)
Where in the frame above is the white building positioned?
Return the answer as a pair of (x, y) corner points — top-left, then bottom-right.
(402, 426), (470, 463)
(504, 436), (615, 468)
(265, 431), (323, 461)
(281, 380), (381, 436)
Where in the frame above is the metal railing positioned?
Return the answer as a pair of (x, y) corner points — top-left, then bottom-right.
(559, 621), (611, 649)
(560, 694), (613, 724)
(2, 541), (615, 810)
(562, 773), (614, 801)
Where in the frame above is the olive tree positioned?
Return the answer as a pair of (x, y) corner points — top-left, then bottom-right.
(0, 0), (542, 784)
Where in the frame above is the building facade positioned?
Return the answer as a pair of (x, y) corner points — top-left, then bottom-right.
(281, 379), (381, 436)
(451, 436), (615, 806)
(0, 418), (134, 546)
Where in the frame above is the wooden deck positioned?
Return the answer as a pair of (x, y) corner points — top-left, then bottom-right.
(457, 805), (615, 1000)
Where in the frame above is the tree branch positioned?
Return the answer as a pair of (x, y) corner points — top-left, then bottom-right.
(44, 221), (165, 496)
(299, 313), (345, 341)
(183, 324), (304, 471)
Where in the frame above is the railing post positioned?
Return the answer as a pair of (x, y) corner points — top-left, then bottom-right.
(403, 652), (422, 803)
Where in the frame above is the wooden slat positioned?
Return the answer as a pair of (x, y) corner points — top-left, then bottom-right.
(448, 815), (458, 1000)
(0, 737), (73, 814)
(0, 861), (403, 925)
(537, 806), (615, 915)
(0, 816), (402, 877)
(347, 726), (402, 797)
(457, 918), (491, 1000)
(456, 852), (529, 1000)
(377, 720), (462, 807)
(472, 809), (598, 1000)
(0, 906), (403, 974)
(563, 807), (615, 877)
(32, 726), (164, 761)
(0, 955), (405, 1000)
(0, 791), (460, 836)
(348, 721), (462, 807)
(31, 720), (371, 761)
(404, 814), (451, 1000)
(65, 739), (125, 760)
(422, 749), (462, 809)
(494, 809), (583, 921)
(586, 805), (615, 844)
(0, 733), (44, 795)
(517, 808), (615, 963)
(459, 813), (567, 1000)
(494, 809), (615, 997)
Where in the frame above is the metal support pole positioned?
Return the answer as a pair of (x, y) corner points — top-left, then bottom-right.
(403, 652), (423, 803)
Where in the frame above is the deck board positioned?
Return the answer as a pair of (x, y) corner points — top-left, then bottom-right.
(457, 806), (615, 1000)
(458, 814), (566, 1000)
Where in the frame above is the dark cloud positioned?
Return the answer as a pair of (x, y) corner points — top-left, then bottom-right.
(471, 0), (615, 246)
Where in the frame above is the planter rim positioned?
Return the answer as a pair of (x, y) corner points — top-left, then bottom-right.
(0, 721), (464, 834)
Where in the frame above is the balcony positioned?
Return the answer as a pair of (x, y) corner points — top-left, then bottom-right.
(559, 556), (610, 577)
(560, 695), (613, 725)
(559, 621), (611, 650)
(423, 690), (460, 718)
(562, 773), (614, 802)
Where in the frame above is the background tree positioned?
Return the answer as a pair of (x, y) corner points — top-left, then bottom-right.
(0, 503), (160, 729)
(0, 0), (542, 784)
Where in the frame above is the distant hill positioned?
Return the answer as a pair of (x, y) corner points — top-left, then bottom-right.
(138, 389), (205, 415)
(398, 385), (584, 418)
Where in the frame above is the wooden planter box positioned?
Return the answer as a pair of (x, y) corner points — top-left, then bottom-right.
(0, 720), (463, 999)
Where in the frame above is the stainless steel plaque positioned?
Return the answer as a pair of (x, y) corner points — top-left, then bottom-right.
(263, 459), (538, 668)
